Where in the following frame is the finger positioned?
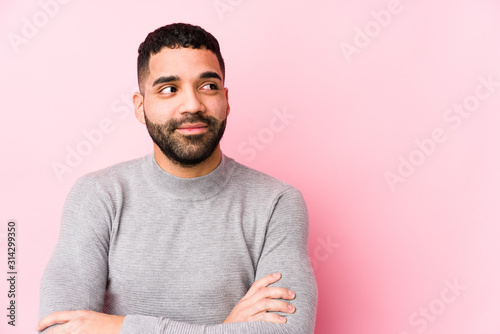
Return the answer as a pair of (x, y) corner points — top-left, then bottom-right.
(245, 273), (282, 297)
(250, 312), (288, 324)
(260, 286), (296, 300)
(242, 286), (295, 309)
(250, 299), (296, 315)
(37, 310), (80, 331)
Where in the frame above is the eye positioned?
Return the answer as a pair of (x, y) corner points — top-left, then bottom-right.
(201, 83), (218, 91)
(160, 86), (177, 94)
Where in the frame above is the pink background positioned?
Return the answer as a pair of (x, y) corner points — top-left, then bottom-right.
(1, 0), (500, 333)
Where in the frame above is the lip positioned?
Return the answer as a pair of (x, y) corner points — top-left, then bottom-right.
(177, 123), (208, 129)
(176, 123), (208, 134)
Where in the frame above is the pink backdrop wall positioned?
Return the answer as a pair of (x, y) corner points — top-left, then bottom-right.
(1, 0), (500, 333)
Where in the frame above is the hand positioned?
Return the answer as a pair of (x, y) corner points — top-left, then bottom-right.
(36, 310), (125, 333)
(223, 273), (296, 324)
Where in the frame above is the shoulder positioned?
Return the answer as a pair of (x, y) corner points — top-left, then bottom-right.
(70, 154), (150, 197)
(82, 155), (149, 182)
(226, 156), (305, 203)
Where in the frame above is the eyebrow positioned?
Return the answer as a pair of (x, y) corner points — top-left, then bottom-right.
(152, 71), (223, 88)
(152, 75), (181, 87)
(199, 71), (222, 81)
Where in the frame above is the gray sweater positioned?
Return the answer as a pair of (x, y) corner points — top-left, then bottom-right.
(39, 153), (318, 333)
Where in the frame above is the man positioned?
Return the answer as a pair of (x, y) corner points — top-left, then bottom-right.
(38, 23), (318, 333)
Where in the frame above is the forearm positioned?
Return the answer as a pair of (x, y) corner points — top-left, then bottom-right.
(121, 314), (314, 334)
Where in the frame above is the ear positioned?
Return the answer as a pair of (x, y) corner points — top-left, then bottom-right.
(224, 87), (230, 117)
(133, 91), (145, 124)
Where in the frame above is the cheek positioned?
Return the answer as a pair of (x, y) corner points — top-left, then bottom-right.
(144, 100), (175, 122)
(208, 96), (229, 118)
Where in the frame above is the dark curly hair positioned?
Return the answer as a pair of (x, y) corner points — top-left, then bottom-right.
(137, 23), (225, 93)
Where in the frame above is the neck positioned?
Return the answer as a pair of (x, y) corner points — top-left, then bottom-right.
(153, 145), (222, 178)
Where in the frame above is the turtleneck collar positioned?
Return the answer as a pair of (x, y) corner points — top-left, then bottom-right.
(145, 152), (235, 201)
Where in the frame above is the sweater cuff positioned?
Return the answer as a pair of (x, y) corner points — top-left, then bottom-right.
(120, 315), (158, 334)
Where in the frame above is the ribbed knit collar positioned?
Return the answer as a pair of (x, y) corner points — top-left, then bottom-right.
(145, 152), (235, 201)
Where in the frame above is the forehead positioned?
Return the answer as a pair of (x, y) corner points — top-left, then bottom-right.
(147, 47), (222, 80)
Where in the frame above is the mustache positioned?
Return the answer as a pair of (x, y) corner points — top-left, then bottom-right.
(166, 114), (214, 132)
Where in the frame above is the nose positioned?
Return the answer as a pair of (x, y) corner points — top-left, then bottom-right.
(179, 88), (205, 114)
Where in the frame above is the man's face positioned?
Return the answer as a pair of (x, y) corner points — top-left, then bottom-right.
(134, 47), (229, 166)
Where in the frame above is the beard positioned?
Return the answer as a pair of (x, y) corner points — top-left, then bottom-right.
(144, 110), (227, 167)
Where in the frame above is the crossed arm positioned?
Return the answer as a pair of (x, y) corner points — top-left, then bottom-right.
(37, 273), (297, 333)
(38, 179), (317, 334)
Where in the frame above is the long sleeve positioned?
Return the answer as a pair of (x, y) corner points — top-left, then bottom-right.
(39, 177), (113, 332)
(120, 187), (318, 334)
(38, 155), (318, 334)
